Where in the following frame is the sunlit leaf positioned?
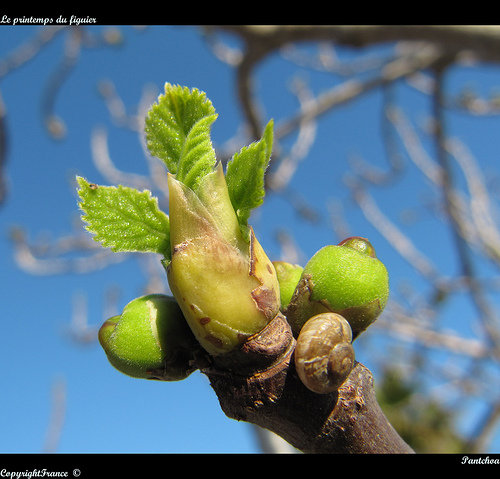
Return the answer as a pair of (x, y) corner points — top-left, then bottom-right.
(77, 176), (170, 257)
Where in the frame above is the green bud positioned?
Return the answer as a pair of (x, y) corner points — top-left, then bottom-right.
(285, 237), (389, 338)
(273, 261), (303, 310)
(166, 164), (281, 356)
(98, 294), (200, 380)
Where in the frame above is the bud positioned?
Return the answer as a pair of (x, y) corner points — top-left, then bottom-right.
(285, 237), (389, 338)
(273, 261), (303, 310)
(98, 294), (200, 380)
(165, 163), (280, 356)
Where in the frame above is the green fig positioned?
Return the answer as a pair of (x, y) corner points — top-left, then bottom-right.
(273, 261), (304, 310)
(285, 237), (389, 338)
(98, 294), (200, 380)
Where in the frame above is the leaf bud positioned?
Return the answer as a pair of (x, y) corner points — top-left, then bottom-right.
(273, 261), (303, 310)
(166, 165), (281, 356)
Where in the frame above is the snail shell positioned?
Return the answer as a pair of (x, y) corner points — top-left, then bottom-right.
(294, 312), (355, 394)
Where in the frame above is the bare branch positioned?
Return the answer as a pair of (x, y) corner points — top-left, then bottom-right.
(206, 314), (414, 454)
(218, 25), (500, 63)
(9, 226), (128, 276)
(0, 89), (7, 206)
(432, 65), (500, 353)
(41, 28), (82, 139)
(42, 377), (66, 453)
(348, 179), (441, 283)
(377, 304), (495, 360)
(90, 126), (152, 191)
(446, 136), (500, 266)
(274, 44), (442, 142)
(268, 76), (317, 192)
(0, 26), (65, 78)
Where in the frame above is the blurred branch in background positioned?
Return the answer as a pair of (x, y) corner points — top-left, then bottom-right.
(0, 26), (126, 205)
(42, 376), (66, 454)
(4, 25), (500, 453)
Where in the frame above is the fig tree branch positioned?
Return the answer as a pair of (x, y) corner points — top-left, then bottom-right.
(205, 314), (414, 454)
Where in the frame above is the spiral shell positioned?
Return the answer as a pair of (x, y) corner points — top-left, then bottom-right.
(294, 312), (355, 394)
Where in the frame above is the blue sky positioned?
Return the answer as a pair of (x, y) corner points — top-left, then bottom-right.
(1, 25), (499, 454)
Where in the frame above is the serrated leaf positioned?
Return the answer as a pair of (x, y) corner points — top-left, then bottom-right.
(226, 120), (274, 231)
(77, 176), (170, 258)
(145, 83), (217, 192)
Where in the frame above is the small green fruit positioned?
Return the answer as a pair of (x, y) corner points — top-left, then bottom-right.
(98, 294), (200, 380)
(273, 261), (303, 310)
(285, 237), (389, 338)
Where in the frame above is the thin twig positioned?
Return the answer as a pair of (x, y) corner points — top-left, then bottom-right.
(432, 65), (500, 353)
(42, 377), (66, 453)
(274, 44), (443, 142)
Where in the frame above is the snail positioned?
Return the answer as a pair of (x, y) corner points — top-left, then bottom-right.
(294, 312), (355, 394)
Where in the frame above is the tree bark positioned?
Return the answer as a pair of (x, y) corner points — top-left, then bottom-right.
(203, 313), (414, 454)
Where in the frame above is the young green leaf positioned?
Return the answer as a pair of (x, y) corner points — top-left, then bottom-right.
(145, 83), (218, 192)
(77, 176), (171, 257)
(226, 120), (274, 234)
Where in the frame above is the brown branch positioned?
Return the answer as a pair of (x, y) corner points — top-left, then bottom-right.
(216, 25), (500, 63)
(275, 43), (443, 142)
(41, 28), (82, 139)
(203, 313), (414, 454)
(210, 25), (500, 146)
